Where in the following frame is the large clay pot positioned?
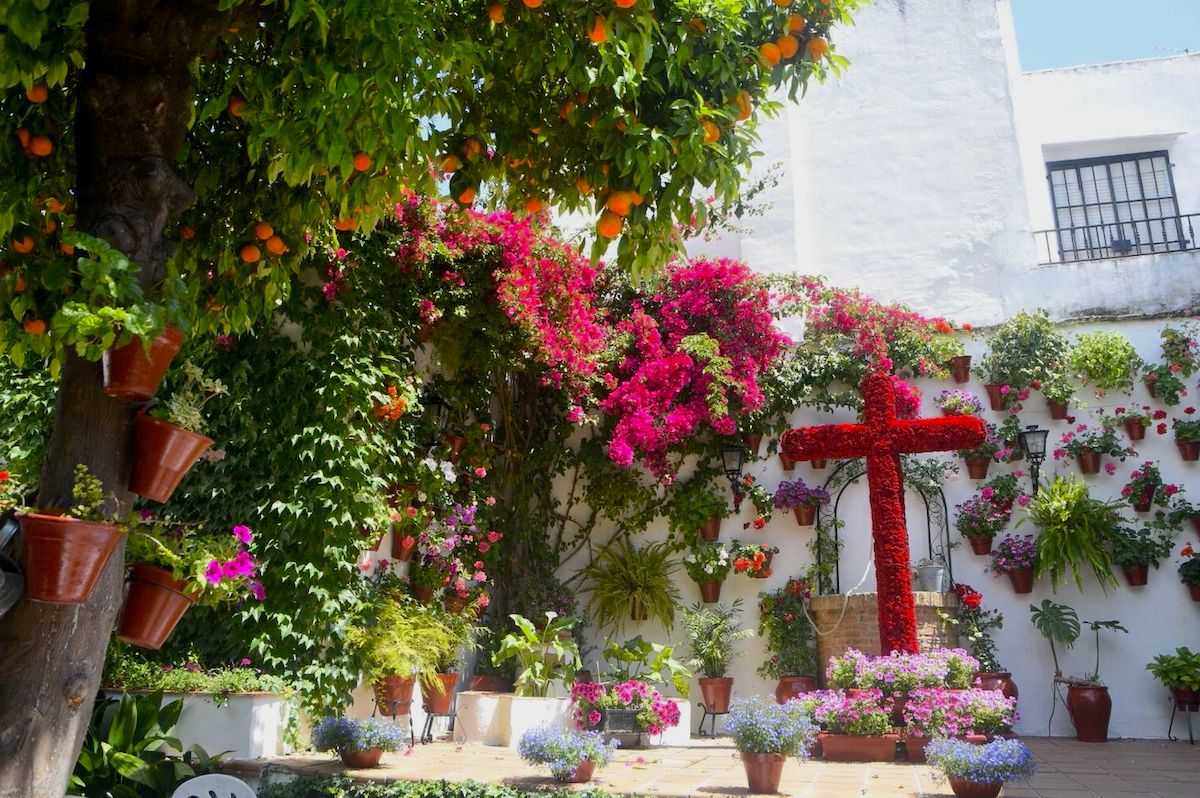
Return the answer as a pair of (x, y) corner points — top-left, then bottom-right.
(904, 733), (986, 763)
(699, 516), (721, 542)
(774, 675), (817, 704)
(1177, 440), (1200, 462)
(793, 505), (816, 527)
(947, 778), (1002, 798)
(116, 564), (194, 649)
(19, 513), (124, 604)
(1007, 569), (1034, 595)
(698, 580), (722, 604)
(1123, 418), (1146, 442)
(1075, 450), (1101, 475)
(983, 384), (1007, 411)
(568, 759), (595, 783)
(102, 326), (184, 402)
(1066, 684), (1112, 742)
(129, 415), (214, 503)
(1047, 400), (1069, 420)
(373, 675), (415, 716)
(947, 355), (972, 384)
(1170, 687), (1200, 711)
(975, 672), (1019, 703)
(421, 672), (460, 715)
(739, 751), (785, 794)
(966, 535), (993, 556)
(698, 677), (734, 713)
(964, 458), (990, 480)
(1121, 564), (1149, 587)
(743, 433), (763, 457)
(818, 732), (898, 762)
(340, 748), (383, 768)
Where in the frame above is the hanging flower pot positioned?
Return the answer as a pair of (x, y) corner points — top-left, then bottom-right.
(1004, 441), (1024, 461)
(1065, 684), (1111, 742)
(129, 415), (214, 503)
(19, 513), (125, 604)
(340, 748), (383, 768)
(102, 326), (185, 402)
(983, 384), (1007, 411)
(739, 751), (785, 793)
(964, 457), (991, 480)
(1007, 568), (1034, 594)
(1075, 450), (1101, 475)
(699, 517), (720, 542)
(698, 677), (733, 713)
(421, 672), (459, 715)
(391, 534), (416, 562)
(743, 432), (763, 457)
(1191, 516), (1200, 535)
(116, 564), (195, 649)
(810, 459), (828, 470)
(1123, 418), (1146, 442)
(444, 591), (470, 614)
(793, 504), (817, 527)
(445, 434), (468, 464)
(698, 580), (722, 603)
(947, 355), (972, 384)
(974, 672), (1019, 702)
(373, 675), (415, 716)
(774, 675), (817, 704)
(779, 452), (796, 471)
(1132, 491), (1153, 513)
(1188, 584), (1200, 602)
(1177, 440), (1200, 462)
(1047, 400), (1069, 420)
(1120, 564), (1149, 587)
(947, 778), (1002, 798)
(413, 586), (434, 604)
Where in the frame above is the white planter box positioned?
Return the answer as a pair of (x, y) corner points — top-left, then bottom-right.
(505, 695), (572, 749)
(455, 693), (689, 748)
(106, 691), (291, 760)
(655, 698), (691, 746)
(455, 690), (510, 746)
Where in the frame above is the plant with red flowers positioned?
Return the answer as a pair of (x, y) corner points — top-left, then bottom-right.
(891, 376), (922, 420)
(1173, 409), (1200, 443)
(938, 584), (1004, 672)
(739, 475), (775, 530)
(757, 577), (817, 679)
(732, 541), (779, 579)
(1179, 543), (1200, 587)
(1121, 461), (1175, 510)
(0, 468), (17, 512)
(1107, 404), (1157, 434)
(1143, 325), (1198, 406)
(1053, 423), (1129, 460)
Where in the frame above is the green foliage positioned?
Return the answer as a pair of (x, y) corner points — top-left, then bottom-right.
(1069, 331), (1142, 392)
(67, 463), (110, 521)
(756, 579), (817, 679)
(1029, 599), (1079, 678)
(1020, 476), (1121, 592)
(492, 613), (580, 698)
(0, 357), (56, 477)
(1108, 524), (1172, 568)
(149, 361), (227, 435)
(344, 596), (475, 685)
(666, 468), (729, 545)
(101, 646), (285, 703)
(257, 776), (624, 798)
(582, 537), (681, 632)
(599, 636), (691, 698)
(1146, 647), (1200, 691)
(976, 310), (1070, 391)
(681, 600), (754, 678)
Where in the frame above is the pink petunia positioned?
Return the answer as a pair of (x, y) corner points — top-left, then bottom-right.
(232, 524), (253, 544)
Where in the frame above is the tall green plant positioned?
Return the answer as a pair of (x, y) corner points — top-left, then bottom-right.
(582, 538), (682, 632)
(492, 613), (580, 697)
(976, 310), (1070, 390)
(344, 598), (472, 687)
(1020, 476), (1121, 592)
(681, 601), (755, 678)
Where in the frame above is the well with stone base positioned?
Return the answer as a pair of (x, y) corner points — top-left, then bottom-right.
(810, 591), (959, 682)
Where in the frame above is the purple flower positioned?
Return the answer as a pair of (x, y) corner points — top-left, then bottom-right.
(240, 657), (252, 666)
(232, 524), (253, 544)
(249, 580), (266, 601)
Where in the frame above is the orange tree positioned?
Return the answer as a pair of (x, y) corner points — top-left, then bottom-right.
(0, 0), (857, 791)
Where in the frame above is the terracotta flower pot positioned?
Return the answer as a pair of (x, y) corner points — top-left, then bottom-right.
(1075, 450), (1101, 475)
(698, 580), (722, 603)
(421, 672), (459, 715)
(699, 516), (721, 542)
(890, 692), (910, 726)
(1170, 687), (1200, 712)
(904, 733), (985, 763)
(964, 457), (991, 480)
(975, 672), (1019, 703)
(1066, 684), (1111, 742)
(468, 675), (512, 692)
(1121, 564), (1149, 587)
(413, 586), (434, 604)
(966, 535), (993, 556)
(779, 452), (796, 472)
(340, 747), (383, 768)
(1123, 418), (1146, 442)
(793, 504), (816, 527)
(102, 326), (184, 402)
(444, 592), (470, 614)
(1132, 495), (1153, 513)
(1007, 568), (1034, 594)
(947, 778), (1002, 798)
(698, 677), (733, 713)
(739, 751), (785, 793)
(1191, 516), (1200, 535)
(818, 732), (898, 762)
(774, 675), (817, 704)
(1188, 584), (1200, 602)
(129, 415), (214, 503)
(116, 564), (194, 649)
(1047, 400), (1069, 420)
(1177, 440), (1200, 462)
(568, 759), (596, 783)
(947, 355), (972, 384)
(373, 675), (415, 716)
(19, 513), (125, 604)
(810, 459), (827, 470)
(1004, 441), (1024, 461)
(445, 434), (468, 464)
(391, 536), (416, 561)
(743, 433), (763, 457)
(983, 384), (1007, 411)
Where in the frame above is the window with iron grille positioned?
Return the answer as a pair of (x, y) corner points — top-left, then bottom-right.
(1047, 151), (1189, 262)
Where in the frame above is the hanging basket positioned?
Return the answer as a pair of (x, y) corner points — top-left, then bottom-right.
(102, 326), (184, 402)
(1177, 440), (1200, 462)
(1075, 450), (1101, 475)
(116, 564), (195, 649)
(1123, 418), (1146, 442)
(129, 415), (214, 503)
(19, 513), (125, 604)
(946, 355), (972, 384)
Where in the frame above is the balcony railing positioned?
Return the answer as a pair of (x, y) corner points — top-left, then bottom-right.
(1034, 213), (1198, 265)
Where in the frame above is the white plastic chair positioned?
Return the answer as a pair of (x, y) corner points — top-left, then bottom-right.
(170, 774), (257, 798)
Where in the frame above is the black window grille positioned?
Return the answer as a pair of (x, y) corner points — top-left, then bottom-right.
(1046, 151), (1190, 262)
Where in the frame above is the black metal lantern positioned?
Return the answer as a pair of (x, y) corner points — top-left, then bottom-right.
(423, 393), (451, 447)
(1017, 425), (1049, 496)
(721, 444), (745, 497)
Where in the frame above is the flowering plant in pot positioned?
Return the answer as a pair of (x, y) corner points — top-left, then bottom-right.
(1146, 647), (1200, 711)
(667, 471), (730, 544)
(1120, 461), (1173, 511)
(936, 390), (983, 417)
(518, 725), (616, 783)
(772, 478), (829, 526)
(1167, 496), (1200, 534)
(925, 737), (1036, 798)
(1108, 405), (1157, 441)
(974, 310), (1070, 398)
(1172, 411), (1200, 460)
(738, 475), (775, 530)
(1069, 331), (1142, 394)
(955, 495), (1012, 554)
(724, 696), (817, 793)
(1052, 423), (1129, 474)
(570, 679), (681, 736)
(1142, 324), (1198, 406)
(1108, 523), (1172, 587)
(732, 541), (778, 579)
(937, 583), (1007, 681)
(981, 473), (1021, 509)
(682, 600), (754, 714)
(757, 577), (817, 702)
(683, 542), (732, 602)
(131, 361), (225, 502)
(902, 688), (1015, 761)
(957, 423), (1000, 479)
(1042, 372), (1074, 412)
(811, 689), (897, 761)
(311, 716), (408, 768)
(1178, 542), (1200, 599)
(987, 534), (1037, 594)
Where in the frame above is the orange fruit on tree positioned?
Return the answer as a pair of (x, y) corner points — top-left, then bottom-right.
(45, 197), (65, 214)
(29, 135), (53, 157)
(774, 0), (792, 6)
(487, 2), (505, 22)
(26, 84), (48, 104)
(605, 191), (633, 216)
(334, 218), (357, 231)
(524, 197), (543, 214)
(44, 218), (57, 233)
(734, 90), (752, 121)
(588, 16), (607, 43)
(265, 235), (288, 255)
(599, 163), (610, 176)
(575, 177), (591, 193)
(14, 274), (26, 291)
(456, 186), (476, 204)
(615, 0), (636, 8)
(777, 34), (799, 59)
(227, 95), (245, 117)
(254, 221), (274, 240)
(788, 13), (805, 32)
(59, 242), (74, 256)
(179, 224), (196, 240)
(597, 211), (623, 238)
(463, 138), (483, 160)
(441, 154), (460, 173)
(23, 318), (46, 336)
(522, 0), (542, 8)
(11, 235), (34, 254)
(701, 120), (720, 144)
(758, 42), (782, 67)
(239, 243), (261, 263)
(352, 152), (371, 172)
(806, 36), (829, 60)
(15, 127), (30, 149)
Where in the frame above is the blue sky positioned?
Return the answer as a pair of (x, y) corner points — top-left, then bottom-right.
(1010, 0), (1200, 71)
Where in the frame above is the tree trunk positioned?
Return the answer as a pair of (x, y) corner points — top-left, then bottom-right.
(0, 3), (232, 793)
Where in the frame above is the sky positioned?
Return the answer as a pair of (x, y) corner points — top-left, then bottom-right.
(1010, 0), (1200, 71)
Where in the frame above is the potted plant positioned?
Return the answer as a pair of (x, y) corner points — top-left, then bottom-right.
(981, 473), (1021, 510)
(1029, 600), (1127, 742)
(1107, 523), (1172, 587)
(955, 494), (1012, 555)
(1172, 411), (1200, 461)
(1146, 647), (1200, 712)
(723, 696), (817, 793)
(682, 600), (754, 715)
(18, 464), (125, 604)
(987, 534), (1037, 594)
(129, 362), (225, 502)
(1120, 461), (1171, 512)
(772, 477), (830, 527)
(1109, 404), (1155, 442)
(996, 414), (1025, 461)
(936, 389), (983, 417)
(738, 475), (775, 529)
(570, 678), (682, 738)
(1021, 476), (1122, 592)
(1168, 496), (1200, 535)
(119, 517), (264, 649)
(732, 541), (779, 579)
(1069, 331), (1142, 395)
(811, 689), (897, 761)
(901, 687), (1014, 762)
(102, 324), (185, 402)
(939, 583), (1016, 702)
(493, 612), (580, 698)
(925, 737), (1036, 798)
(1142, 324), (1198, 406)
(957, 423), (1001, 479)
(582, 538), (681, 629)
(1178, 542), (1200, 601)
(757, 577), (818, 703)
(947, 352), (973, 384)
(1041, 372), (1075, 419)
(668, 472), (730, 543)
(1054, 423), (1129, 475)
(974, 310), (1070, 408)
(310, 716), (408, 768)
(518, 725), (615, 783)
(683, 542), (732, 603)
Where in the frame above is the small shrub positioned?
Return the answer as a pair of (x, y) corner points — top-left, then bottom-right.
(723, 696), (817, 756)
(518, 725), (616, 781)
(310, 717), (408, 754)
(925, 737), (1036, 783)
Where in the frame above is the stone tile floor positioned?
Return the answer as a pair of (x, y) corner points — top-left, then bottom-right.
(229, 736), (1200, 797)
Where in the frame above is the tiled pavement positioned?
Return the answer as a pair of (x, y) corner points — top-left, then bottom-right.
(229, 736), (1200, 797)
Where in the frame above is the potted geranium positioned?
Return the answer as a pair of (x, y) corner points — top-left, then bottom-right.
(925, 737), (1036, 798)
(955, 494), (1012, 555)
(1108, 523), (1172, 587)
(772, 478), (829, 527)
(1146, 647), (1200, 712)
(129, 361), (224, 502)
(1179, 542), (1200, 601)
(1109, 404), (1156, 442)
(940, 584), (1016, 701)
(683, 542), (732, 603)
(757, 577), (818, 703)
(668, 472), (730, 544)
(724, 696), (817, 793)
(987, 534), (1037, 594)
(981, 473), (1021, 510)
(1172, 411), (1200, 461)
(311, 716), (408, 768)
(901, 687), (1014, 762)
(1053, 423), (1128, 475)
(732, 541), (779, 579)
(974, 310), (1070, 409)
(738, 475), (775, 529)
(957, 423), (1001, 479)
(518, 725), (615, 783)
(1143, 324), (1198, 406)
(1041, 372), (1075, 419)
(812, 689), (897, 762)
(682, 601), (754, 716)
(1120, 461), (1171, 512)
(1168, 496), (1200, 534)
(936, 389), (983, 417)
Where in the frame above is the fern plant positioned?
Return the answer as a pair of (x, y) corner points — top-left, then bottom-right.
(583, 538), (681, 632)
(1020, 476), (1121, 592)
(681, 600), (755, 678)
(344, 597), (474, 690)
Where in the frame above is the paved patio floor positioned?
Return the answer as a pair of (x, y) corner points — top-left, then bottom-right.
(229, 735), (1200, 798)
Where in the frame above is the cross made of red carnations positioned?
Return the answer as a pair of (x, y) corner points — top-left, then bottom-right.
(780, 373), (985, 654)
